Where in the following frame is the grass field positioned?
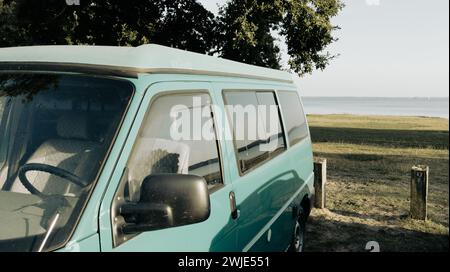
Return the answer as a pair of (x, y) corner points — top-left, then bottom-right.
(305, 114), (449, 252)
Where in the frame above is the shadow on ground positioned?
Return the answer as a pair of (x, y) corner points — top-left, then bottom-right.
(310, 127), (449, 149)
(305, 209), (449, 252)
(307, 120), (449, 252)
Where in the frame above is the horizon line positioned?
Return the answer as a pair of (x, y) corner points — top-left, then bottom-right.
(302, 96), (449, 99)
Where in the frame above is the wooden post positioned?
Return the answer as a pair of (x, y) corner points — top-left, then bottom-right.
(410, 165), (429, 220)
(313, 158), (327, 209)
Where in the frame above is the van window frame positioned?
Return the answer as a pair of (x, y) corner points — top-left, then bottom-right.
(120, 89), (225, 193)
(0, 97), (10, 170)
(222, 89), (287, 177)
(276, 90), (310, 148)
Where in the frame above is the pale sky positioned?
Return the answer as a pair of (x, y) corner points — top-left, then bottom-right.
(198, 0), (449, 97)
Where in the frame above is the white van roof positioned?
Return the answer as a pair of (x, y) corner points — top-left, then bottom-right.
(0, 44), (293, 83)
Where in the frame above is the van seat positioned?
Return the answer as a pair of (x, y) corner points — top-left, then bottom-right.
(127, 137), (190, 201)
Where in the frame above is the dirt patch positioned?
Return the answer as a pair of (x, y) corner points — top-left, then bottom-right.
(305, 208), (449, 252)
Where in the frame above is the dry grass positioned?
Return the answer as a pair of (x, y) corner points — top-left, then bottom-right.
(305, 114), (449, 252)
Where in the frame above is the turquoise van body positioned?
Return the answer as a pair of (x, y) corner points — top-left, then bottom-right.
(0, 45), (314, 252)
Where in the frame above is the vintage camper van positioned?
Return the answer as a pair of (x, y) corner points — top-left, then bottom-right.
(0, 44), (314, 252)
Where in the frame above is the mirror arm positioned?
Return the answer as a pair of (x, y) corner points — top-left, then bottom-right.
(121, 223), (161, 235)
(119, 203), (175, 234)
(120, 203), (172, 215)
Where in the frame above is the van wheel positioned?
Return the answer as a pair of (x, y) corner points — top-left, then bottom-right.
(289, 210), (306, 252)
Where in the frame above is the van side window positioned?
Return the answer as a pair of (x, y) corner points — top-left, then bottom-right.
(0, 99), (4, 121)
(126, 92), (222, 200)
(277, 91), (309, 146)
(0, 98), (6, 169)
(255, 92), (286, 157)
(223, 91), (286, 174)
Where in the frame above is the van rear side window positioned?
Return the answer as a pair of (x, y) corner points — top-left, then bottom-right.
(277, 91), (309, 146)
(223, 91), (286, 174)
(0, 97), (6, 168)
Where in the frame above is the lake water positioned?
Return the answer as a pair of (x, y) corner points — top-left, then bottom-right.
(302, 97), (449, 119)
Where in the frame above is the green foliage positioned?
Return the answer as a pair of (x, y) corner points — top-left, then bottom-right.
(0, 0), (344, 75)
(217, 0), (284, 69)
(0, 0), (216, 54)
(217, 0), (344, 75)
(6, 0), (78, 45)
(69, 0), (164, 46)
(0, 0), (31, 47)
(281, 0), (344, 75)
(150, 0), (217, 54)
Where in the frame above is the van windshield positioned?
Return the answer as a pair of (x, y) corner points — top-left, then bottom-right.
(0, 72), (133, 252)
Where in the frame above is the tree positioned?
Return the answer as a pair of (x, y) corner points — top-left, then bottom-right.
(217, 0), (344, 75)
(2, 0), (78, 45)
(0, 0), (216, 54)
(70, 0), (164, 46)
(150, 0), (217, 54)
(281, 0), (344, 75)
(217, 0), (284, 69)
(1, 0), (344, 75)
(0, 0), (32, 47)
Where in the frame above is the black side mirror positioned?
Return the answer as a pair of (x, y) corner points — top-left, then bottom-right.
(119, 174), (210, 234)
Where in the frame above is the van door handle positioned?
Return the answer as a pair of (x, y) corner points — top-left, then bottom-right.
(229, 191), (239, 219)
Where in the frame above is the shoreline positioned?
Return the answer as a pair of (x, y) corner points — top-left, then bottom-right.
(305, 113), (449, 120)
(302, 97), (449, 120)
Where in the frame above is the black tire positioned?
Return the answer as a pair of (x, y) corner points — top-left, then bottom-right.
(289, 208), (307, 252)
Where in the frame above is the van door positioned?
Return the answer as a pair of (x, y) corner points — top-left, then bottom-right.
(220, 87), (303, 252)
(98, 81), (238, 251)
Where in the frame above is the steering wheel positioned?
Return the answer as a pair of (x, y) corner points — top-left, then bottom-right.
(18, 163), (89, 197)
